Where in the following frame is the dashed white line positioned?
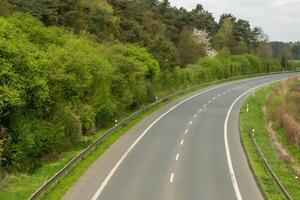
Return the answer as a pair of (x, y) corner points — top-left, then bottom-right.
(89, 78), (255, 200)
(175, 153), (179, 161)
(194, 114), (197, 118)
(189, 121), (193, 125)
(203, 104), (207, 107)
(180, 139), (184, 145)
(198, 109), (202, 112)
(185, 129), (188, 134)
(208, 100), (212, 104)
(170, 173), (174, 183)
(218, 94), (221, 97)
(213, 97), (216, 100)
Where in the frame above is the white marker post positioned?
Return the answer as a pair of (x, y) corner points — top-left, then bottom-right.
(246, 104), (249, 113)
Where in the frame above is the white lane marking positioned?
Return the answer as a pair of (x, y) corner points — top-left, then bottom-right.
(213, 97), (216, 100)
(175, 153), (179, 161)
(218, 94), (221, 97)
(224, 78), (285, 200)
(208, 100), (212, 104)
(185, 129), (188, 134)
(189, 121), (193, 125)
(170, 173), (174, 183)
(194, 114), (197, 118)
(203, 104), (206, 107)
(198, 109), (202, 112)
(90, 78), (262, 200)
(180, 139), (184, 145)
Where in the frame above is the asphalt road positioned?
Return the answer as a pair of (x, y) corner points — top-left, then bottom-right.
(63, 73), (299, 200)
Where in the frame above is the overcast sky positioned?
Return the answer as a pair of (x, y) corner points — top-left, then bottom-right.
(169, 0), (300, 42)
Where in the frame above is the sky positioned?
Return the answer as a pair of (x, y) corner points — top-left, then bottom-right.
(169, 0), (300, 42)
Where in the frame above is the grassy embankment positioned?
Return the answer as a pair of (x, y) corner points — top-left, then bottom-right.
(0, 77), (236, 200)
(240, 79), (300, 199)
(1, 72), (296, 200)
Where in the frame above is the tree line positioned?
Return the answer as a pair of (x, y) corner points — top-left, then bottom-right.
(0, 0), (292, 173)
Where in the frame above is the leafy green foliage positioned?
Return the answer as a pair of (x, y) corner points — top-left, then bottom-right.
(0, 1), (284, 176)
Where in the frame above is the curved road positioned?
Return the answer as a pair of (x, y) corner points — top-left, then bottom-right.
(63, 73), (299, 200)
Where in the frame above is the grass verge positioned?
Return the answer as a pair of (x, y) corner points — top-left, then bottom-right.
(1, 76), (229, 200)
(240, 84), (300, 200)
(0, 72), (295, 200)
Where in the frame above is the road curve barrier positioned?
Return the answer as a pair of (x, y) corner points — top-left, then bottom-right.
(28, 70), (298, 200)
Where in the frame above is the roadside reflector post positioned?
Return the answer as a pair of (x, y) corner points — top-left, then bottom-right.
(246, 104), (249, 112)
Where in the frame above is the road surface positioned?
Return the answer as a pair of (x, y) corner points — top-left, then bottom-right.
(63, 73), (299, 200)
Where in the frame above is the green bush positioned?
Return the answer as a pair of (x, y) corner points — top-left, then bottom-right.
(0, 13), (282, 173)
(244, 54), (264, 73)
(262, 59), (282, 72)
(10, 114), (64, 172)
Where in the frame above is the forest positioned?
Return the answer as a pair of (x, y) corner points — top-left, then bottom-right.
(0, 0), (296, 174)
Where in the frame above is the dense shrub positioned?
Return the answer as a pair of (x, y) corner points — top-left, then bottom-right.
(0, 14), (283, 172)
(262, 59), (282, 72)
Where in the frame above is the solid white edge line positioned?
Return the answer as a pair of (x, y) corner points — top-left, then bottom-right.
(224, 78), (285, 200)
(89, 76), (275, 200)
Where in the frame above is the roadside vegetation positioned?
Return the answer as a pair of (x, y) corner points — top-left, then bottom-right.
(240, 78), (300, 199)
(0, 0), (299, 199)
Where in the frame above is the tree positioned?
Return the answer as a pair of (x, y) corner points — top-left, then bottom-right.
(0, 0), (13, 16)
(212, 18), (237, 53)
(257, 42), (273, 60)
(178, 27), (206, 67)
(291, 42), (300, 60)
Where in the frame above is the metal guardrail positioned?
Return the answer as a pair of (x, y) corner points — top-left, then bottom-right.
(28, 79), (219, 200)
(249, 130), (293, 200)
(28, 71), (298, 200)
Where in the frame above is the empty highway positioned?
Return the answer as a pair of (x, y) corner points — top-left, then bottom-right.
(63, 73), (299, 200)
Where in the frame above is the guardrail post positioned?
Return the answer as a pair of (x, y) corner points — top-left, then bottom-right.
(28, 72), (298, 200)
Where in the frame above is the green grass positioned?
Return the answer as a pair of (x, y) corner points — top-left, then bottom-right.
(0, 72), (293, 200)
(0, 77), (225, 200)
(0, 129), (111, 200)
(39, 102), (167, 200)
(240, 85), (300, 200)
